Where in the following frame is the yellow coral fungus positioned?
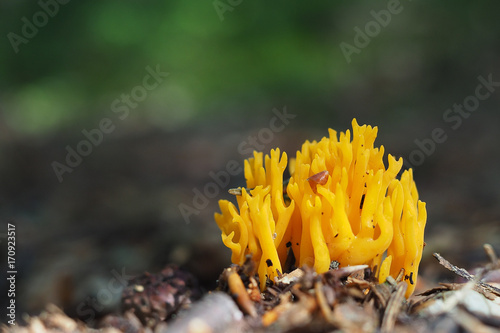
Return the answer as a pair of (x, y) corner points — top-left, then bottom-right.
(214, 119), (427, 297)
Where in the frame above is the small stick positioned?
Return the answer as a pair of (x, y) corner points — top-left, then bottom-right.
(483, 244), (498, 266)
(227, 268), (258, 318)
(315, 281), (333, 321)
(381, 282), (407, 333)
(433, 253), (500, 296)
(395, 268), (405, 283)
(229, 178), (291, 196)
(228, 187), (246, 196)
(433, 253), (474, 280)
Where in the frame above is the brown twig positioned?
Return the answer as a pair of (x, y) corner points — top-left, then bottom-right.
(381, 282), (407, 333)
(433, 253), (500, 296)
(483, 244), (499, 267)
(227, 268), (258, 318)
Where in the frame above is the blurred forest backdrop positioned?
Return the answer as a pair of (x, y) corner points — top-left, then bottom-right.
(1, 0), (500, 323)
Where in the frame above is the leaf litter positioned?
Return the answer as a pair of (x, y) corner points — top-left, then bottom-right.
(5, 245), (500, 333)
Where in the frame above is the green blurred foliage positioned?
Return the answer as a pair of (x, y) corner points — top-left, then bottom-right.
(1, 0), (499, 136)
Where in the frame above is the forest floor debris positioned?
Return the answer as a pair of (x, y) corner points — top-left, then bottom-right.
(4, 245), (500, 333)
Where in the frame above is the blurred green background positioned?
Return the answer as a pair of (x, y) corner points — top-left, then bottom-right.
(1, 0), (500, 323)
